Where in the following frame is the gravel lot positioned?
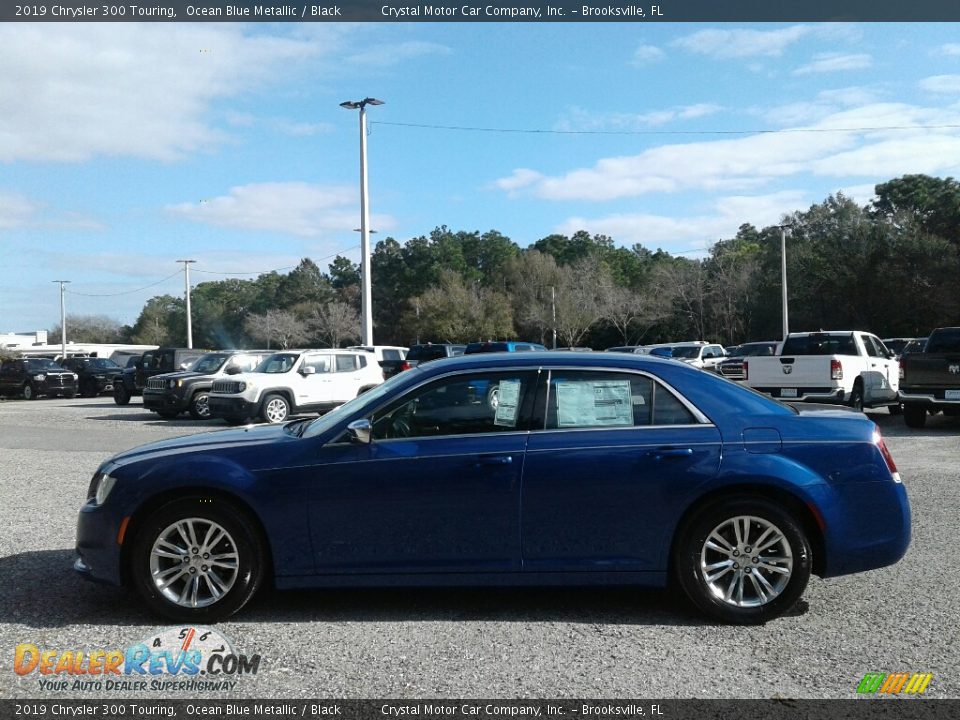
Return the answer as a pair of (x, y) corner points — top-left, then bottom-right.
(1, 396), (958, 699)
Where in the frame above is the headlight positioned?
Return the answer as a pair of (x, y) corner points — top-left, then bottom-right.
(168, 379), (178, 389)
(238, 381), (249, 392)
(34, 374), (45, 381)
(72, 373), (79, 380)
(88, 467), (118, 505)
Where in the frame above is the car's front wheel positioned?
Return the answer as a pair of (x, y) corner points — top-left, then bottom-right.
(189, 391), (211, 420)
(22, 383), (37, 400)
(129, 497), (266, 621)
(114, 384), (131, 405)
(903, 404), (927, 428)
(674, 497), (811, 624)
(260, 394), (289, 424)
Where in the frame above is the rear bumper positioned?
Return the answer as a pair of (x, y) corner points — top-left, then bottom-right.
(754, 387), (846, 403)
(899, 390), (960, 409)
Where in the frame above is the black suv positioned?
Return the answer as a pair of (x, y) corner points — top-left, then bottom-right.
(114, 347), (209, 405)
(380, 343), (466, 380)
(142, 350), (271, 419)
(60, 356), (124, 397)
(0, 357), (78, 400)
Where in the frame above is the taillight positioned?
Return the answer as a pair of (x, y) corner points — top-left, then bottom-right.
(899, 358), (905, 380)
(399, 361), (412, 372)
(873, 426), (901, 483)
(830, 359), (843, 380)
(742, 360), (748, 380)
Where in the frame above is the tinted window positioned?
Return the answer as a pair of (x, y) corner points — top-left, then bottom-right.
(407, 345), (448, 362)
(544, 371), (697, 429)
(257, 353), (300, 373)
(191, 353), (230, 374)
(26, 359), (65, 371)
(781, 334), (856, 355)
(740, 343), (776, 357)
(335, 355), (357, 372)
(305, 355), (332, 373)
(927, 329), (960, 353)
(372, 371), (536, 439)
(382, 349), (403, 361)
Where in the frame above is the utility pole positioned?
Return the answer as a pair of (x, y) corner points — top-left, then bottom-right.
(777, 225), (791, 340)
(176, 260), (196, 348)
(52, 280), (70, 359)
(551, 285), (557, 349)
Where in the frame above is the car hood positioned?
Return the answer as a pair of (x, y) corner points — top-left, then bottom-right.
(107, 423), (290, 468)
(152, 370), (208, 381)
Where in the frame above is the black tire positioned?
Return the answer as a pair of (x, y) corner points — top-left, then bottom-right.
(22, 383), (37, 401)
(903, 404), (927, 429)
(64, 390), (76, 399)
(114, 384), (131, 406)
(128, 496), (267, 622)
(189, 391), (211, 420)
(848, 382), (864, 412)
(260, 393), (289, 424)
(486, 383), (500, 411)
(888, 402), (902, 416)
(81, 381), (98, 398)
(674, 496), (812, 625)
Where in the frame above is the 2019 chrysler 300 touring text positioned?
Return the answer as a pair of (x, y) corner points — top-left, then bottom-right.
(75, 352), (910, 625)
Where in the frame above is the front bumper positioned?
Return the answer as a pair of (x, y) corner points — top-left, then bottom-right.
(74, 500), (124, 587)
(142, 389), (189, 413)
(208, 395), (258, 420)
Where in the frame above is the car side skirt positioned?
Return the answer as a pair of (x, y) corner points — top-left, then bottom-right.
(274, 570), (667, 590)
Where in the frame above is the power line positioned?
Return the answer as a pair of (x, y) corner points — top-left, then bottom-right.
(191, 244), (360, 277)
(372, 120), (960, 136)
(66, 271), (182, 297)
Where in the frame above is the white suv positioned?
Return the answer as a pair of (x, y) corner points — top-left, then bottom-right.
(669, 342), (728, 370)
(208, 349), (383, 424)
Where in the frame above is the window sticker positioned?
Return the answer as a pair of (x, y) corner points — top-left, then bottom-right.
(494, 379), (522, 427)
(556, 380), (633, 427)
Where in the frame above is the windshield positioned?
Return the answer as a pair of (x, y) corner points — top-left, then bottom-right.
(85, 358), (121, 370)
(302, 371), (418, 439)
(190, 353), (230, 374)
(670, 346), (701, 359)
(740, 344), (777, 357)
(254, 353), (300, 374)
(27, 359), (66, 371)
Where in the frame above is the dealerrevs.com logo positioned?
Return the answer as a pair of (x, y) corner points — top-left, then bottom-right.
(14, 626), (260, 692)
(856, 672), (933, 695)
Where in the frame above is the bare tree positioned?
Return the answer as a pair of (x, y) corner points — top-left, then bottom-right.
(309, 300), (360, 348)
(503, 250), (562, 344)
(603, 284), (674, 345)
(243, 310), (307, 350)
(554, 256), (611, 347)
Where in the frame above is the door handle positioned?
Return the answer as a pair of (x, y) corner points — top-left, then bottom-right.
(649, 448), (694, 461)
(476, 455), (513, 466)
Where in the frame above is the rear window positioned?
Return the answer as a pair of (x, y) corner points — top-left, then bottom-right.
(781, 334), (857, 356)
(408, 345), (449, 361)
(382, 349), (404, 361)
(926, 329), (960, 354)
(465, 342), (509, 354)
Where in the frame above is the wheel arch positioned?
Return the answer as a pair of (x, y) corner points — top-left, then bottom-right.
(119, 485), (275, 588)
(257, 387), (296, 413)
(667, 482), (827, 579)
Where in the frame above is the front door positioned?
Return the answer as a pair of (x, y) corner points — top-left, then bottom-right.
(308, 369), (539, 573)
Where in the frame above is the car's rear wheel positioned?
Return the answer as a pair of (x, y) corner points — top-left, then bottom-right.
(261, 394), (289, 424)
(22, 383), (37, 400)
(129, 497), (266, 621)
(903, 404), (927, 428)
(674, 497), (811, 624)
(849, 381), (864, 412)
(189, 392), (210, 420)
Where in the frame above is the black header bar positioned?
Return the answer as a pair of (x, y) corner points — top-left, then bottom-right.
(3, 0), (960, 23)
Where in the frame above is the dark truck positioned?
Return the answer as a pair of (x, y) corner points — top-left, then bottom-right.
(60, 356), (124, 397)
(379, 343), (466, 380)
(114, 347), (209, 405)
(0, 357), (77, 400)
(898, 327), (960, 428)
(142, 350), (271, 419)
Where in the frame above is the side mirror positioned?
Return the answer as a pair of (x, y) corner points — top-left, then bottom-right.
(347, 418), (372, 444)
(300, 366), (316, 376)
(225, 366), (241, 375)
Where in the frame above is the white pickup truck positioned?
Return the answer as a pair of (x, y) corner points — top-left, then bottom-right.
(740, 331), (900, 411)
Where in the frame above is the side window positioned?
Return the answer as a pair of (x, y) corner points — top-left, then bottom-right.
(372, 371), (536, 440)
(544, 370), (698, 429)
(863, 336), (881, 358)
(382, 349), (402, 361)
(305, 355), (331, 373)
(358, 355), (367, 368)
(545, 371), (653, 429)
(335, 354), (357, 372)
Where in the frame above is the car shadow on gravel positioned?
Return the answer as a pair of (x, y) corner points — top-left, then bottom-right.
(868, 410), (960, 437)
(0, 549), (720, 628)
(85, 413), (225, 429)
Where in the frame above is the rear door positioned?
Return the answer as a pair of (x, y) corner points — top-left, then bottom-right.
(521, 369), (722, 572)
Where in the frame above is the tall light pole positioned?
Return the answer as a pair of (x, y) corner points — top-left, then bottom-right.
(176, 260), (196, 348)
(341, 97), (384, 346)
(777, 225), (791, 340)
(52, 280), (70, 359)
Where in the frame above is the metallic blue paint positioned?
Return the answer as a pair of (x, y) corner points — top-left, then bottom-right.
(75, 352), (910, 600)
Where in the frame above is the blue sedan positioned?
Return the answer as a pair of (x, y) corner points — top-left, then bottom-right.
(75, 352), (910, 624)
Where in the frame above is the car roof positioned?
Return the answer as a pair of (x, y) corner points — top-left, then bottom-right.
(412, 350), (684, 374)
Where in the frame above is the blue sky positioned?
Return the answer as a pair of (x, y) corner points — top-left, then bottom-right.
(3, 21), (960, 331)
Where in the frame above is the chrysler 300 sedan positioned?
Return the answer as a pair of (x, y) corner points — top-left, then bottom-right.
(75, 352), (910, 624)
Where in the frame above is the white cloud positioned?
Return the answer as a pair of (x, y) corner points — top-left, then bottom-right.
(345, 41), (452, 67)
(672, 26), (814, 59)
(756, 87), (882, 126)
(793, 53), (872, 75)
(0, 192), (38, 229)
(496, 102), (960, 203)
(555, 103), (722, 132)
(0, 24), (329, 163)
(939, 44), (960, 57)
(631, 44), (665, 67)
(555, 191), (809, 250)
(920, 75), (960, 94)
(167, 182), (396, 238)
(0, 191), (104, 230)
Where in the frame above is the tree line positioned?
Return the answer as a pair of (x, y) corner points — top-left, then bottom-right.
(53, 174), (960, 351)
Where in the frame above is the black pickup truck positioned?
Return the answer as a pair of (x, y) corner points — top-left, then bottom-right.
(0, 357), (77, 400)
(114, 347), (209, 405)
(379, 343), (465, 380)
(898, 327), (960, 428)
(60, 356), (124, 397)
